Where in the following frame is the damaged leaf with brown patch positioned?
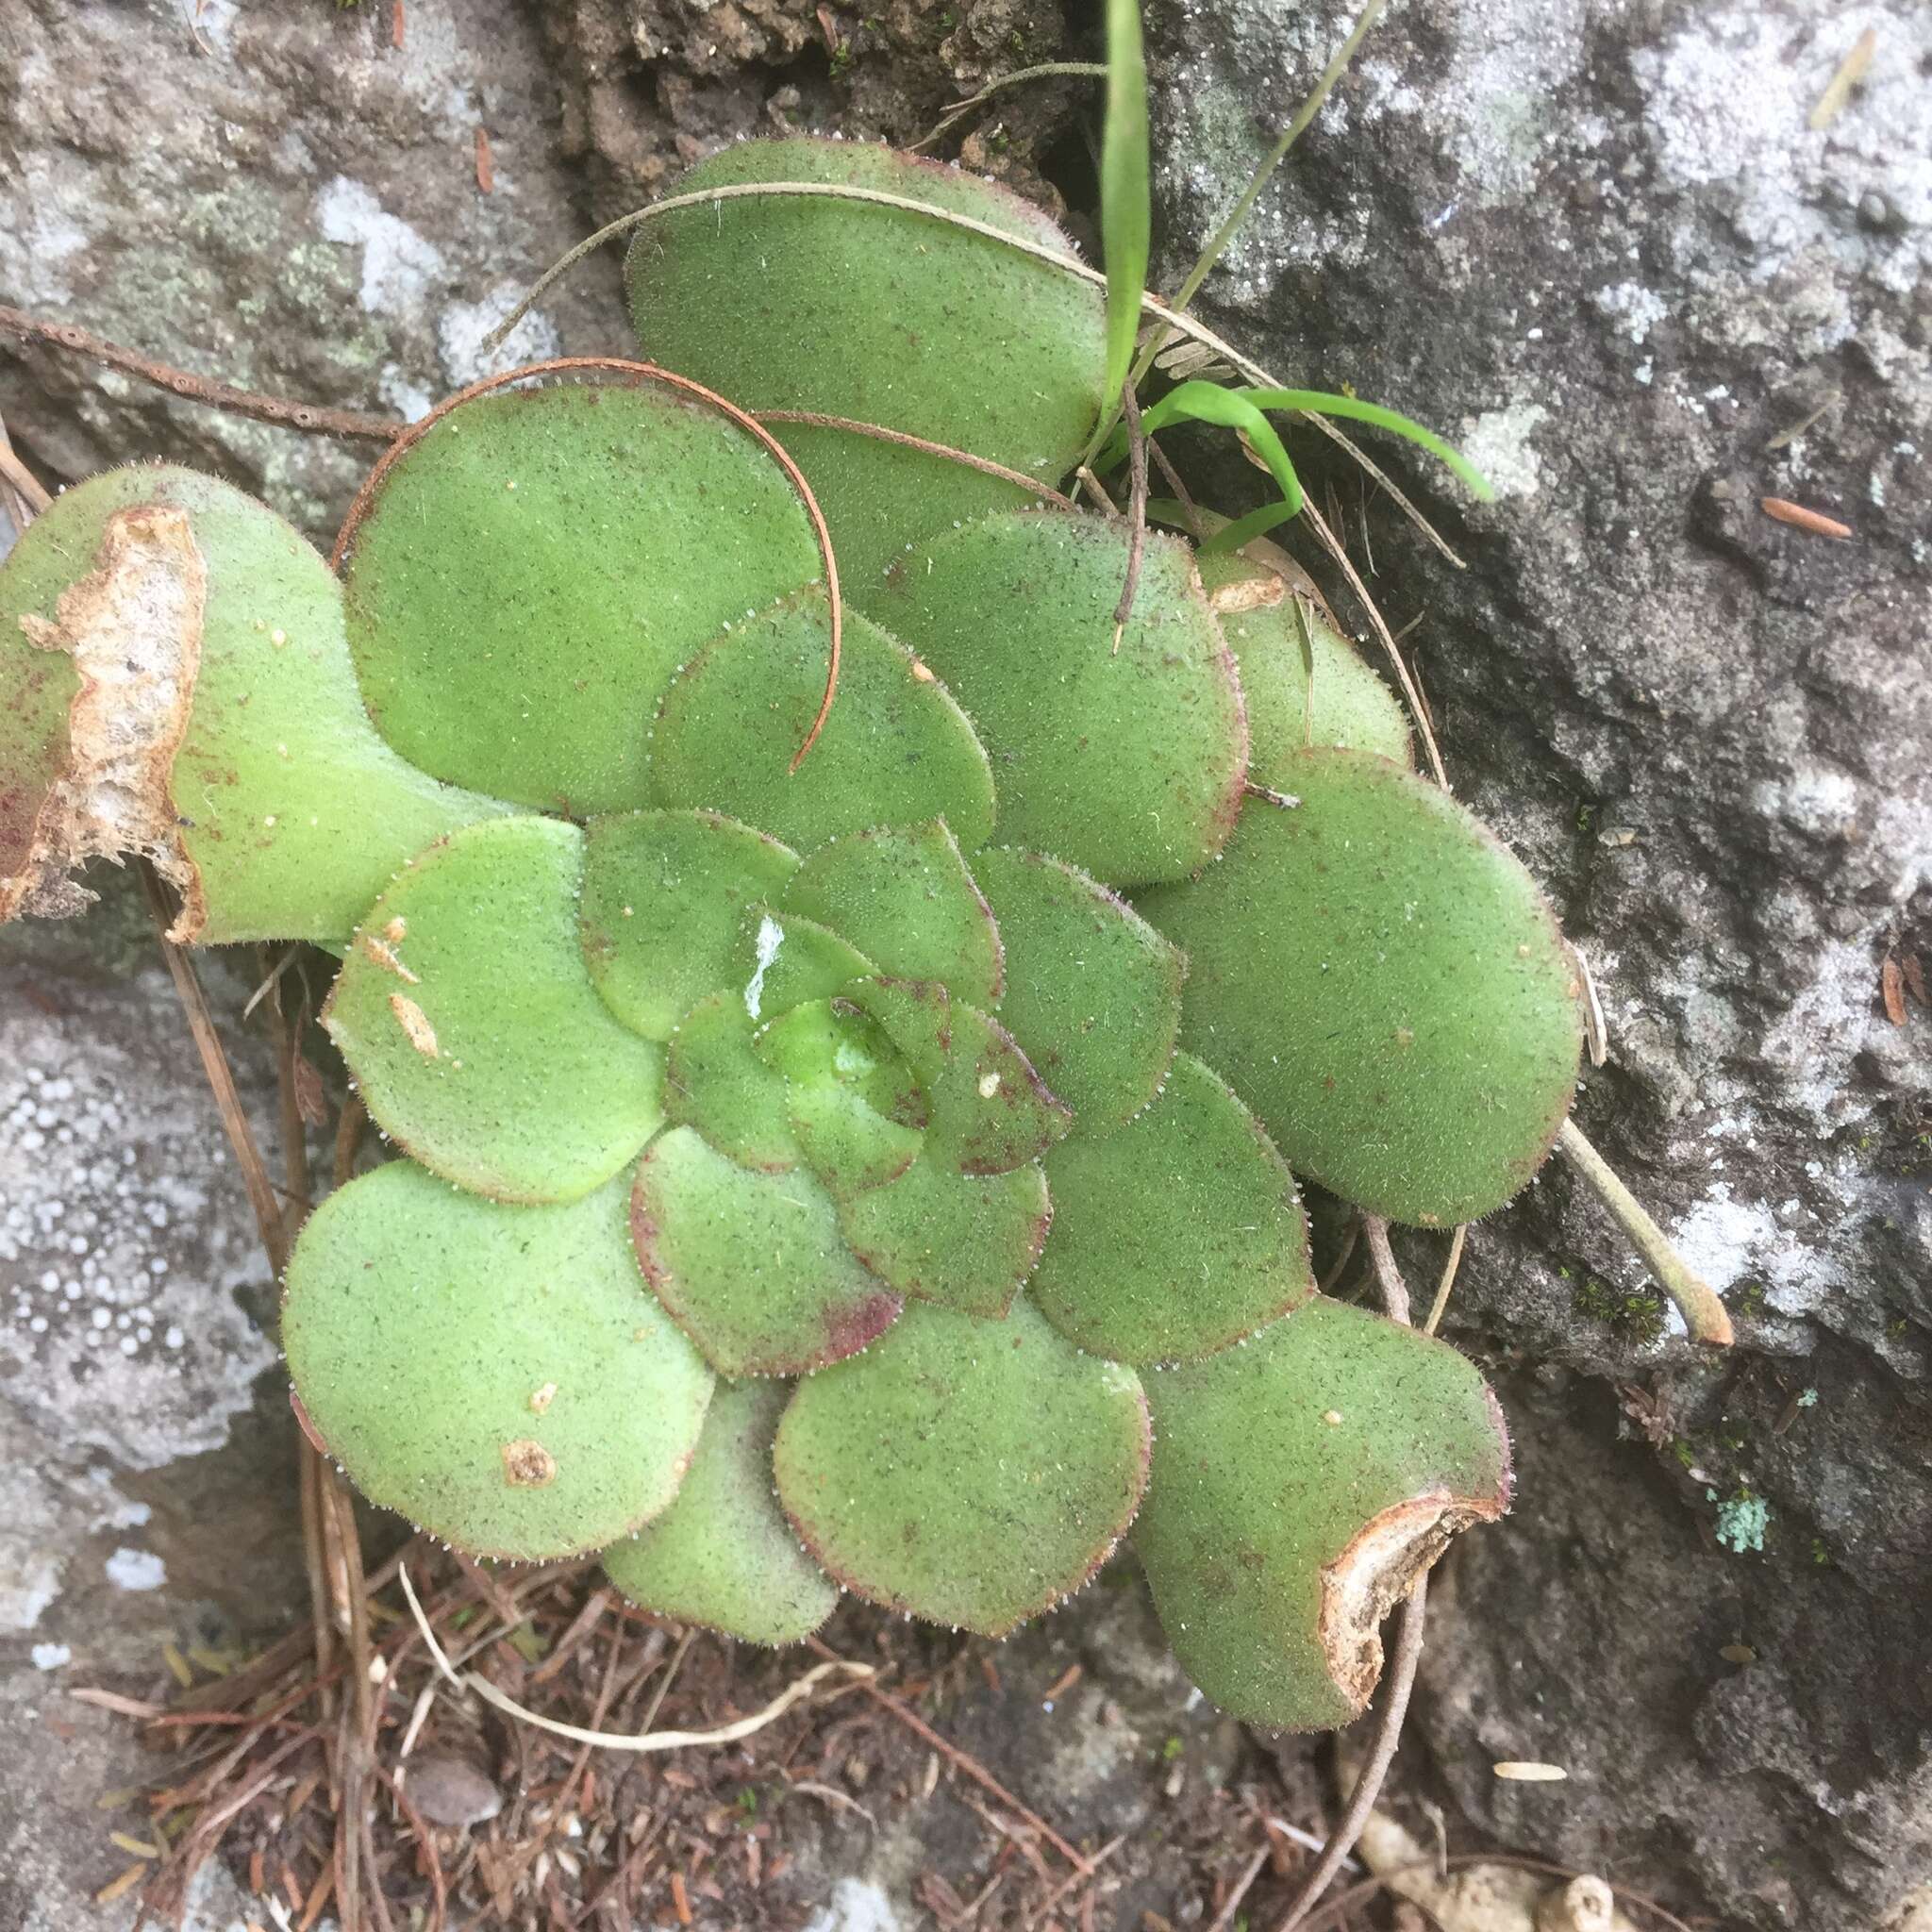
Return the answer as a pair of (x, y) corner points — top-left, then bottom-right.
(1135, 1296), (1509, 1729)
(0, 504), (206, 930)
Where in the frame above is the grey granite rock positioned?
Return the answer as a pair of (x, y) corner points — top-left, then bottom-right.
(1147, 2), (1930, 1925)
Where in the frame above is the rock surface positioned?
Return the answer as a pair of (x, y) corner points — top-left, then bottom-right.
(3, 0), (1928, 1927)
(1148, 1), (1930, 1925)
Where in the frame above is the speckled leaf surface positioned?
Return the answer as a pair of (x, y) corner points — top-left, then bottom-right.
(631, 1124), (901, 1377)
(973, 845), (1183, 1131)
(647, 591), (995, 853)
(625, 136), (1106, 480)
(1032, 1052), (1314, 1364)
(765, 419), (1050, 615)
(774, 1297), (1149, 1635)
(871, 514), (1247, 885)
(1197, 553), (1411, 774)
(662, 990), (803, 1174)
(1138, 750), (1584, 1225)
(324, 816), (664, 1204)
(602, 1379), (837, 1645)
(341, 383), (822, 815)
(836, 1155), (1051, 1318)
(1135, 1297), (1510, 1729)
(283, 1162), (712, 1561)
(580, 808), (798, 1041)
(0, 465), (504, 944)
(846, 977), (1072, 1174)
(781, 820), (1002, 1005)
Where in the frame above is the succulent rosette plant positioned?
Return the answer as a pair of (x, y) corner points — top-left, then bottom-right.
(0, 138), (1605, 1730)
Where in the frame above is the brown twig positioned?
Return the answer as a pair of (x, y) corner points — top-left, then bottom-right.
(1207, 1843), (1272, 1932)
(1423, 1224), (1467, 1337)
(0, 304), (401, 441)
(807, 1636), (1092, 1874)
(0, 432), (53, 516)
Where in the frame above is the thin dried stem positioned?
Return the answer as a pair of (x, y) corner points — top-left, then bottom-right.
(1556, 1120), (1734, 1345)
(1423, 1224), (1467, 1337)
(0, 436), (53, 515)
(806, 1633), (1094, 1874)
(1360, 1215), (1411, 1325)
(138, 863), (289, 1273)
(909, 60), (1107, 154)
(754, 411), (1074, 508)
(0, 304), (400, 441)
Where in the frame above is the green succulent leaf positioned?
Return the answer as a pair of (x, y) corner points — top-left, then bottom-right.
(1195, 554), (1411, 771)
(1032, 1052), (1314, 1364)
(761, 419), (1051, 616)
(781, 819), (1003, 1005)
(341, 382), (822, 815)
(836, 1155), (1051, 1318)
(0, 466), (504, 945)
(871, 512), (1247, 886)
(846, 977), (1073, 1174)
(774, 1297), (1149, 1635)
(662, 991), (803, 1174)
(648, 589), (995, 854)
(602, 1379), (838, 1645)
(1135, 1297), (1510, 1729)
(324, 815), (664, 1205)
(1137, 750), (1584, 1225)
(631, 1124), (902, 1376)
(973, 845), (1184, 1131)
(283, 1162), (712, 1561)
(625, 135), (1107, 481)
(580, 808), (800, 1041)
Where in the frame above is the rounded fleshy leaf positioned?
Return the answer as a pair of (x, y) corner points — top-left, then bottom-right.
(836, 1156), (1051, 1319)
(662, 991), (802, 1174)
(846, 978), (1072, 1174)
(1137, 751), (1584, 1225)
(625, 136), (1106, 479)
(648, 591), (995, 853)
(766, 419), (1052, 616)
(580, 808), (799, 1041)
(1196, 552), (1411, 773)
(871, 513), (1247, 886)
(283, 1162), (712, 1561)
(0, 466), (504, 945)
(774, 1297), (1149, 1636)
(1135, 1297), (1510, 1729)
(324, 816), (664, 1204)
(1032, 1053), (1314, 1364)
(972, 845), (1184, 1131)
(631, 1125), (901, 1377)
(341, 382), (822, 815)
(602, 1379), (837, 1644)
(781, 820), (1002, 1005)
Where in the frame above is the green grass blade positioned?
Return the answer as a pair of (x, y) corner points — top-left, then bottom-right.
(1241, 388), (1493, 501)
(1196, 500), (1299, 554)
(1097, 0), (1150, 422)
(1125, 380), (1305, 525)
